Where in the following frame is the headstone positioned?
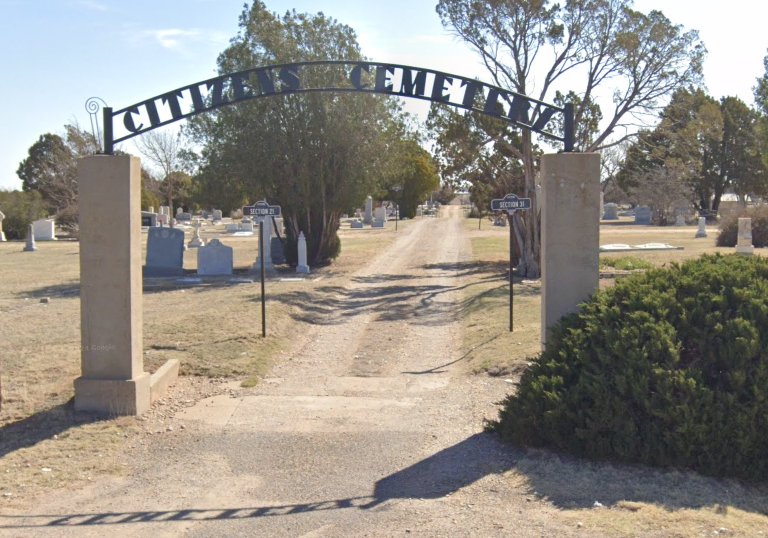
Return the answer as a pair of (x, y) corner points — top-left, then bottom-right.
(240, 221), (254, 233)
(32, 218), (56, 240)
(157, 213), (168, 226)
(372, 219), (385, 228)
(271, 236), (285, 265)
(212, 209), (223, 221)
(736, 217), (754, 255)
(0, 209), (5, 241)
(695, 217), (707, 238)
(176, 207), (183, 216)
(296, 231), (310, 274)
(374, 206), (386, 222)
(675, 213), (686, 226)
(148, 206), (155, 214)
(634, 205), (652, 225)
(23, 224), (37, 252)
(160, 206), (170, 217)
(144, 227), (185, 276)
(177, 212), (192, 222)
(226, 223), (239, 233)
(253, 217), (274, 272)
(197, 239), (233, 276)
(602, 202), (618, 220)
(364, 196), (373, 225)
(188, 220), (205, 248)
(141, 211), (158, 228)
(599, 192), (604, 223)
(351, 220), (364, 229)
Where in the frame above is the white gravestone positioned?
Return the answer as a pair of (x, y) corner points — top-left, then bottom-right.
(23, 224), (37, 251)
(32, 218), (56, 241)
(0, 209), (5, 241)
(212, 209), (223, 221)
(253, 217), (274, 272)
(364, 196), (373, 224)
(188, 220), (205, 248)
(296, 231), (310, 274)
(695, 217), (707, 238)
(197, 239), (233, 275)
(736, 217), (754, 255)
(240, 221), (255, 233)
(148, 206), (155, 214)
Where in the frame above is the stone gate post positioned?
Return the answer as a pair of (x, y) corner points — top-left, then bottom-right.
(540, 152), (601, 346)
(74, 155), (150, 414)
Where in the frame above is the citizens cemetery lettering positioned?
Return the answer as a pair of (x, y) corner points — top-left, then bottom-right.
(102, 61), (574, 154)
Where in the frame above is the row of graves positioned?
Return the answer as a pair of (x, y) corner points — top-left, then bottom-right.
(142, 202), (311, 278)
(0, 213), (58, 246)
(345, 196), (440, 229)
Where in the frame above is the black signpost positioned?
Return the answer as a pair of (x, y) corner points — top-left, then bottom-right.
(490, 194), (532, 332)
(244, 201), (282, 337)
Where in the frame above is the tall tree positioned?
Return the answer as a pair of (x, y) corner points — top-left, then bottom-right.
(754, 49), (768, 116)
(380, 139), (440, 219)
(618, 91), (767, 213)
(16, 124), (99, 230)
(436, 0), (704, 276)
(186, 2), (408, 265)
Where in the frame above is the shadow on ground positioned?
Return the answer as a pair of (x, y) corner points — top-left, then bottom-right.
(268, 260), (538, 327)
(3, 432), (767, 530)
(0, 400), (107, 459)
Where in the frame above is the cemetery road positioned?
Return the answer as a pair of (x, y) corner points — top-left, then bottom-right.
(0, 206), (580, 537)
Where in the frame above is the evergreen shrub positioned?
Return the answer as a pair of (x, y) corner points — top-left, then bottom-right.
(491, 254), (768, 481)
(716, 205), (768, 247)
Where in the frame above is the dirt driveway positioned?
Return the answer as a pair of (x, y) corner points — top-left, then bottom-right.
(4, 208), (765, 537)
(0, 207), (571, 537)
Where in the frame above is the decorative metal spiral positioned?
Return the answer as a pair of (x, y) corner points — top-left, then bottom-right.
(84, 96), (108, 153)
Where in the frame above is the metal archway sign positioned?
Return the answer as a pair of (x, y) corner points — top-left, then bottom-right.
(101, 60), (574, 153)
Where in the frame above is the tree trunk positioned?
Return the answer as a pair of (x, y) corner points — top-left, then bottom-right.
(518, 130), (541, 278)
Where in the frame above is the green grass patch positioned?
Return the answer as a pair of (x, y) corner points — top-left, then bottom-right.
(599, 255), (654, 271)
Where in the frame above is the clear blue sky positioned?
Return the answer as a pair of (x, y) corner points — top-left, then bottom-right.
(1, 0), (766, 190)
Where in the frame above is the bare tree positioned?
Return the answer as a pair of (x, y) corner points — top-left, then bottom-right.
(135, 129), (186, 223)
(436, 0), (705, 276)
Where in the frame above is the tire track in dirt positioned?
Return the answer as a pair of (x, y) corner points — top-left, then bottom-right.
(0, 207), (575, 538)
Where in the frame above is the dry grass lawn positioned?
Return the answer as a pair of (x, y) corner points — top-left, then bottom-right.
(2, 215), (768, 535)
(0, 219), (411, 504)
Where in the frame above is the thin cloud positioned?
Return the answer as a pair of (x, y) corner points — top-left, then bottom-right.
(124, 27), (229, 53)
(146, 28), (202, 50)
(77, 0), (108, 11)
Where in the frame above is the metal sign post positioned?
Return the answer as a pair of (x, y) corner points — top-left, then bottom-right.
(245, 201), (282, 338)
(490, 194), (532, 333)
(259, 220), (266, 338)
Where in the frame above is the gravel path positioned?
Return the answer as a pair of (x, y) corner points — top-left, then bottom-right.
(0, 207), (578, 537)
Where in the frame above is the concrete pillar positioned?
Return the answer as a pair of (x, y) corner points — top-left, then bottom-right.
(74, 155), (150, 415)
(736, 217), (754, 255)
(541, 152), (601, 346)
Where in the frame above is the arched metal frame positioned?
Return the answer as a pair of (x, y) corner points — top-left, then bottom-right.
(102, 60), (574, 154)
